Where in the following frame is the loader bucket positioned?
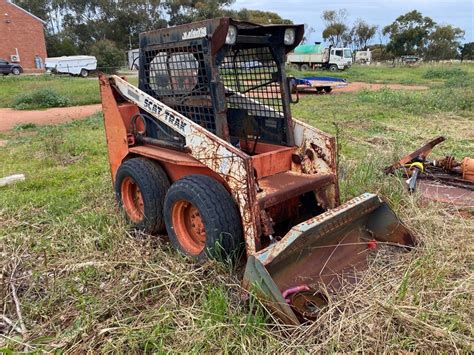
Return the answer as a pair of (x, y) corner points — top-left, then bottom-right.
(243, 193), (415, 325)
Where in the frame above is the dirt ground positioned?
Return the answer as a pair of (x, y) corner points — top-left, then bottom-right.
(334, 81), (429, 93)
(0, 104), (102, 132)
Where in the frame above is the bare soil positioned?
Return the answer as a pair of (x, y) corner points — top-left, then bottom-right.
(334, 81), (429, 93)
(0, 104), (102, 131)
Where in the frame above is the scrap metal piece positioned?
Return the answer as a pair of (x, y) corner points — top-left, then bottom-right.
(386, 136), (474, 207)
(384, 136), (445, 174)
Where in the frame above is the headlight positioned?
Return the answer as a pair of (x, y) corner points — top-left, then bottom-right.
(284, 28), (295, 45)
(225, 25), (237, 45)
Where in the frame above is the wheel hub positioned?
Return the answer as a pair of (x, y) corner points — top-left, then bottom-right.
(121, 177), (144, 223)
(172, 200), (206, 255)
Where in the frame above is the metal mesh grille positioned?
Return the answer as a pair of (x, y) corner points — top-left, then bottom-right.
(141, 43), (216, 133)
(219, 46), (284, 120)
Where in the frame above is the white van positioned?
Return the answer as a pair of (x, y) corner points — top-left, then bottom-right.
(45, 55), (97, 77)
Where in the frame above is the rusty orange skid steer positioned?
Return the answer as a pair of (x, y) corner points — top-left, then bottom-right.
(99, 18), (415, 324)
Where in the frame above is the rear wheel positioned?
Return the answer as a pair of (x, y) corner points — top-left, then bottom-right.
(80, 69), (89, 77)
(300, 64), (310, 71)
(115, 157), (170, 234)
(316, 87), (324, 93)
(164, 175), (243, 260)
(324, 87), (333, 93)
(12, 67), (20, 75)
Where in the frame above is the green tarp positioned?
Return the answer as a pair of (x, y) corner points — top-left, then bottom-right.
(293, 44), (324, 54)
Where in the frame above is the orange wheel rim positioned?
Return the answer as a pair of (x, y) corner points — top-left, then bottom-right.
(121, 177), (144, 223)
(172, 200), (206, 255)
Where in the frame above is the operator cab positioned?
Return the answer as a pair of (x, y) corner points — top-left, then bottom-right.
(138, 18), (304, 151)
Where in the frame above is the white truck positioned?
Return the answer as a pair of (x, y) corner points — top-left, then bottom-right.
(355, 49), (372, 64)
(287, 43), (352, 71)
(45, 55), (97, 77)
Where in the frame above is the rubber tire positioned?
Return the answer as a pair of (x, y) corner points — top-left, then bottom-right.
(300, 64), (310, 71)
(324, 87), (333, 93)
(164, 174), (243, 261)
(316, 87), (324, 93)
(329, 65), (338, 72)
(12, 68), (20, 75)
(115, 157), (170, 234)
(80, 69), (89, 77)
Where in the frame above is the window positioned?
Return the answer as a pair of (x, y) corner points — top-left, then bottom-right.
(335, 50), (343, 57)
(0, 60), (7, 65)
(344, 49), (352, 58)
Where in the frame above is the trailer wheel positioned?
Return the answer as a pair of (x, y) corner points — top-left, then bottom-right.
(316, 87), (324, 93)
(329, 64), (338, 72)
(80, 69), (89, 77)
(300, 64), (310, 71)
(164, 175), (243, 260)
(115, 158), (170, 234)
(324, 87), (333, 93)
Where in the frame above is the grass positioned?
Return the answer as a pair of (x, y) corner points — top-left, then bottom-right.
(12, 88), (71, 110)
(288, 62), (474, 86)
(0, 74), (138, 109)
(1, 65), (474, 352)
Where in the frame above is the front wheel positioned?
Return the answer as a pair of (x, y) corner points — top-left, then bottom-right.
(164, 175), (243, 261)
(329, 65), (338, 72)
(12, 68), (20, 75)
(80, 69), (89, 77)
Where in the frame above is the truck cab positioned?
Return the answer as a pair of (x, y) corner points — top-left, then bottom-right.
(328, 47), (352, 70)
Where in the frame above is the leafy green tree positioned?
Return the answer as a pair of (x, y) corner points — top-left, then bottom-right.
(460, 42), (474, 61)
(425, 25), (464, 60)
(383, 10), (436, 57)
(90, 40), (125, 74)
(351, 20), (377, 50)
(165, 0), (234, 26)
(321, 9), (350, 47)
(228, 9), (292, 24)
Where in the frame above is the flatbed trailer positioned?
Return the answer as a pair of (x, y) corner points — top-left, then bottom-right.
(291, 76), (348, 94)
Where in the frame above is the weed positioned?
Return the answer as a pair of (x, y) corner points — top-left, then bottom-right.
(13, 123), (37, 130)
(423, 67), (467, 79)
(357, 87), (473, 113)
(12, 88), (71, 110)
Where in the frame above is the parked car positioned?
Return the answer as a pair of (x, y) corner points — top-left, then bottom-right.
(0, 59), (23, 75)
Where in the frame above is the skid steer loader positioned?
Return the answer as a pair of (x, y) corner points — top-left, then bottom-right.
(99, 18), (415, 324)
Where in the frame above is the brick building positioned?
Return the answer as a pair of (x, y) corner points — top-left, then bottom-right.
(0, 0), (47, 72)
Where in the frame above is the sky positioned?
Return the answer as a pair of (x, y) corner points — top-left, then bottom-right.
(230, 0), (474, 44)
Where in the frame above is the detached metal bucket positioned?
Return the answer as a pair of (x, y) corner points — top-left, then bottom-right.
(243, 193), (416, 324)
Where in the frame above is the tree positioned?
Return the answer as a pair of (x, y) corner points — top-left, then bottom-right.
(351, 20), (377, 50)
(302, 24), (315, 44)
(383, 10), (436, 57)
(425, 25), (464, 60)
(321, 9), (349, 47)
(230, 9), (292, 24)
(165, 0), (234, 26)
(90, 40), (124, 74)
(460, 42), (474, 61)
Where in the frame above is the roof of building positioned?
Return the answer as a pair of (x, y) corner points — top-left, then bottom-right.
(5, 0), (46, 24)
